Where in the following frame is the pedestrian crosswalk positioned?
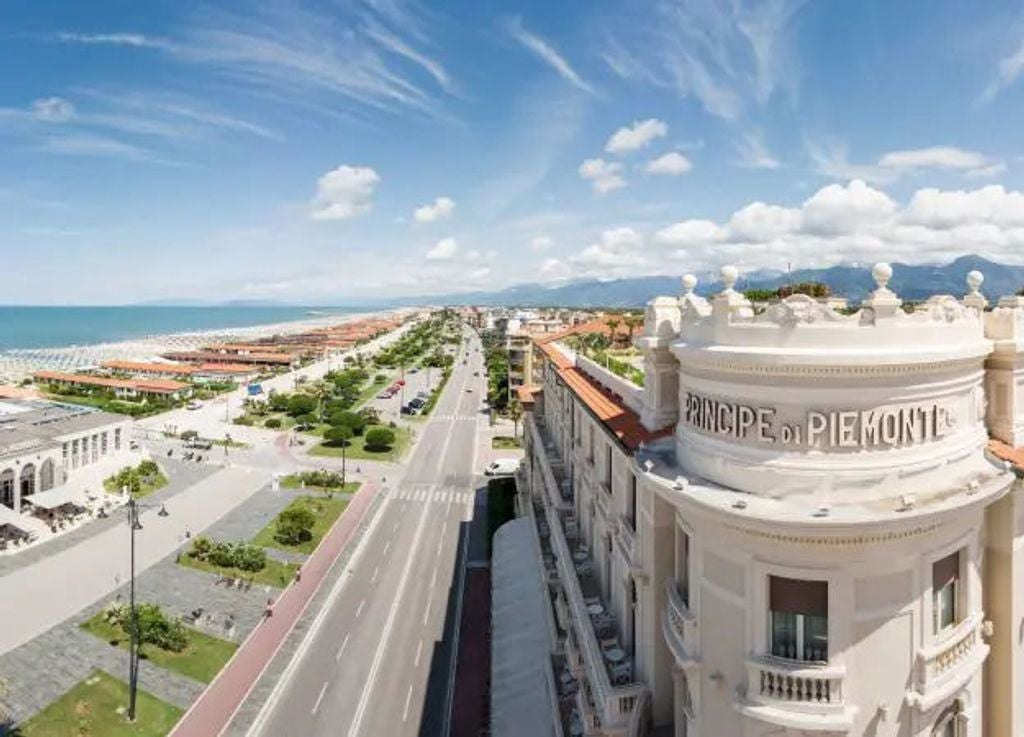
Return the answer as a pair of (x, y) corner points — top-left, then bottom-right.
(392, 487), (476, 504)
(432, 413), (481, 422)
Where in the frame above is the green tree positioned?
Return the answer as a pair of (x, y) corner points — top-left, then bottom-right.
(287, 393), (317, 417)
(606, 317), (621, 346)
(324, 424), (354, 447)
(275, 506), (317, 545)
(364, 427), (396, 451)
(329, 410), (366, 435)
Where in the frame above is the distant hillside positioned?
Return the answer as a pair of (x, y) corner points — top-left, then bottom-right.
(407, 255), (1024, 308)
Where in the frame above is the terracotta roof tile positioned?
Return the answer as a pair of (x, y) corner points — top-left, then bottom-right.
(557, 367), (670, 451)
(989, 439), (1024, 470)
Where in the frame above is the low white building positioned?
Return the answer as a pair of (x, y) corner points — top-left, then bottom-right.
(513, 263), (1024, 737)
(0, 400), (134, 515)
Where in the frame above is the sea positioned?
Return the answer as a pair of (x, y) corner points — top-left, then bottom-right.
(0, 306), (362, 351)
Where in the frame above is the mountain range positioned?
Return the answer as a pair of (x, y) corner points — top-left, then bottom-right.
(400, 255), (1024, 308)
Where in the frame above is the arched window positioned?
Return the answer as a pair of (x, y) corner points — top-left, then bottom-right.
(40, 459), (55, 491)
(20, 463), (36, 498)
(0, 469), (14, 509)
(933, 702), (963, 737)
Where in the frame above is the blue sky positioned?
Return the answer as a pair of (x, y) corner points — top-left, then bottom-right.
(2, 0), (1024, 304)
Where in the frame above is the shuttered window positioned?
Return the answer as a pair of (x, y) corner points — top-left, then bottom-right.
(769, 576), (828, 662)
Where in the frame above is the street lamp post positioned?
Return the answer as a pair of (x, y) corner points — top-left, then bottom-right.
(124, 495), (169, 722)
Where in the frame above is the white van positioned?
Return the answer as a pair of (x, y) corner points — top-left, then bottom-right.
(484, 458), (520, 476)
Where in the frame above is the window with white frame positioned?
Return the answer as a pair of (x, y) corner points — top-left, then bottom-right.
(932, 702), (962, 737)
(675, 527), (690, 607)
(933, 551), (961, 634)
(769, 576), (828, 662)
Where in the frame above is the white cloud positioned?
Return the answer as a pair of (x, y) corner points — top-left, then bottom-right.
(605, 118), (667, 154)
(644, 151), (692, 176)
(539, 257), (570, 278)
(809, 141), (1004, 183)
(655, 219), (726, 248)
(413, 196), (455, 223)
(639, 180), (1024, 277)
(509, 19), (595, 95)
(578, 158), (626, 194)
(879, 146), (993, 172)
(980, 38), (1024, 103)
(734, 129), (780, 169)
(570, 227), (645, 272)
(426, 236), (458, 260)
(530, 235), (554, 251)
(31, 97), (76, 122)
(800, 180), (896, 235)
(309, 165), (380, 221)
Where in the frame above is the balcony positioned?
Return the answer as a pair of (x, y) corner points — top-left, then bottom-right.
(737, 655), (854, 732)
(613, 517), (641, 572)
(594, 480), (611, 521)
(905, 611), (989, 712)
(662, 578), (698, 668)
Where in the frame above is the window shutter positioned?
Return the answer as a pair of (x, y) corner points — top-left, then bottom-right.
(769, 576), (828, 617)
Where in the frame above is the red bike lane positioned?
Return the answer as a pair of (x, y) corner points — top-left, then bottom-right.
(169, 480), (381, 737)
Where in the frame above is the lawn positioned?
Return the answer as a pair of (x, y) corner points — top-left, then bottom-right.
(251, 494), (350, 555)
(308, 424), (411, 461)
(103, 473), (169, 499)
(492, 435), (522, 449)
(280, 475), (360, 494)
(10, 669), (182, 737)
(178, 550), (298, 588)
(80, 613), (238, 684)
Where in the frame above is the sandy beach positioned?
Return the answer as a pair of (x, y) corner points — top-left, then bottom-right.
(0, 309), (402, 382)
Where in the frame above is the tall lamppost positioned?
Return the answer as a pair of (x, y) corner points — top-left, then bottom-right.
(124, 494), (169, 722)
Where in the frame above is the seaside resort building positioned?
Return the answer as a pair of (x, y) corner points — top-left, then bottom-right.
(502, 263), (1024, 737)
(0, 399), (134, 529)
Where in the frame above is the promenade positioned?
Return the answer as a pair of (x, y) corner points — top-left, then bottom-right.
(169, 480), (381, 737)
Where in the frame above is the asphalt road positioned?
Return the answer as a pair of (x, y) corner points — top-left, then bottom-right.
(246, 328), (487, 737)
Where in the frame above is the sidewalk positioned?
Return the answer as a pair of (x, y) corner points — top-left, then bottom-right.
(168, 480), (382, 737)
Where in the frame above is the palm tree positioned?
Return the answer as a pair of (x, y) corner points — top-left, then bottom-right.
(623, 313), (643, 344)
(606, 317), (621, 347)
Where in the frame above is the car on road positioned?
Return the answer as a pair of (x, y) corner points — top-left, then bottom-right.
(377, 391), (393, 399)
(401, 404), (417, 415)
(485, 458), (520, 476)
(409, 397), (426, 409)
(465, 387), (473, 393)
(473, 371), (479, 377)
(186, 401), (202, 410)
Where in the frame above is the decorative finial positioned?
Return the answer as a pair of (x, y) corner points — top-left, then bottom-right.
(966, 270), (984, 295)
(681, 273), (697, 295)
(872, 262), (893, 291)
(720, 265), (739, 293)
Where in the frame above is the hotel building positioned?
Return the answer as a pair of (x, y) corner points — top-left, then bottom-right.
(509, 263), (1024, 737)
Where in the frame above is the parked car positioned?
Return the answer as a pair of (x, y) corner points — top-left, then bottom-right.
(377, 391), (393, 399)
(409, 398), (425, 409)
(186, 401), (202, 410)
(485, 458), (520, 476)
(401, 404), (417, 415)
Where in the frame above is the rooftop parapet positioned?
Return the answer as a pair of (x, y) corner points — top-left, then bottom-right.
(666, 263), (991, 368)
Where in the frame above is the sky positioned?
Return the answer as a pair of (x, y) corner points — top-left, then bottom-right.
(2, 0), (1024, 305)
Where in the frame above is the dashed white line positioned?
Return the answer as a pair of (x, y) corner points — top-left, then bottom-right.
(312, 681), (329, 715)
(414, 639), (423, 668)
(423, 591), (433, 625)
(402, 684), (413, 722)
(371, 565), (379, 583)
(383, 539), (391, 555)
(336, 634), (350, 661)
(356, 599), (366, 617)
(436, 538), (443, 557)
(430, 566), (437, 588)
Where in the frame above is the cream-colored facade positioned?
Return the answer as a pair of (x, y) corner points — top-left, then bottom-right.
(516, 263), (1024, 737)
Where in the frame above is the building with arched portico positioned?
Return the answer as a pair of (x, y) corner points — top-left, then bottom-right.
(0, 399), (133, 518)
(511, 263), (1024, 737)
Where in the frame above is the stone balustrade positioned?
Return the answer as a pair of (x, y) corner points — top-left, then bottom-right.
(738, 655), (854, 732)
(906, 611), (989, 712)
(663, 578), (698, 667)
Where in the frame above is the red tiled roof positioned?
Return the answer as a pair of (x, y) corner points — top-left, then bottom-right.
(102, 360), (195, 376)
(990, 439), (1024, 469)
(34, 371), (188, 394)
(195, 362), (259, 374)
(557, 367), (671, 451)
(516, 385), (541, 405)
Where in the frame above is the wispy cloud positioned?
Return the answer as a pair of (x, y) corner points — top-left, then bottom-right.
(508, 18), (595, 95)
(34, 133), (176, 165)
(734, 129), (781, 169)
(807, 140), (1005, 183)
(48, 3), (456, 121)
(979, 37), (1024, 103)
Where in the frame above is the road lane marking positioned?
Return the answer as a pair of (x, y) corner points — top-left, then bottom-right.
(346, 489), (433, 737)
(414, 639), (423, 668)
(336, 634), (350, 661)
(423, 591), (433, 625)
(436, 538), (442, 557)
(430, 565), (437, 588)
(312, 681), (329, 715)
(402, 684), (413, 723)
(246, 492), (394, 737)
(383, 540), (391, 555)
(371, 566), (379, 583)
(356, 599), (366, 617)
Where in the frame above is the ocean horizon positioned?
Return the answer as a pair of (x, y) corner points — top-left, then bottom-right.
(0, 305), (366, 351)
